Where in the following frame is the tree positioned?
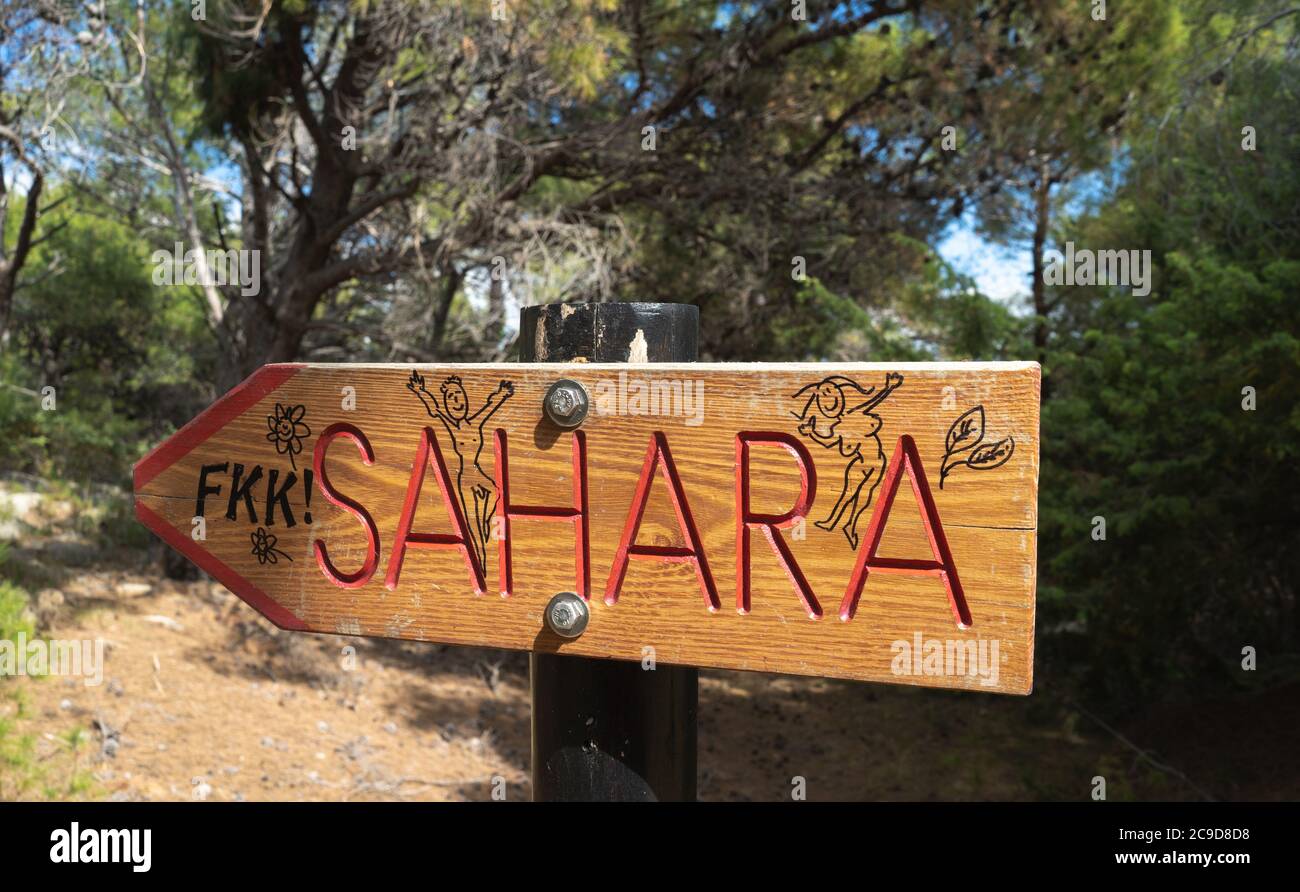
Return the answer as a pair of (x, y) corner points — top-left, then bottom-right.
(76, 0), (660, 384)
(967, 0), (1185, 375)
(1039, 5), (1300, 705)
(63, 0), (1133, 384)
(0, 0), (95, 339)
(2, 197), (212, 482)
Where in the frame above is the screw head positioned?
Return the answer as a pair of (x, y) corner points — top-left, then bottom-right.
(544, 592), (590, 638)
(543, 380), (589, 429)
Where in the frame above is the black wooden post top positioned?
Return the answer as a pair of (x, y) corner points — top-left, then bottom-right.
(519, 302), (699, 364)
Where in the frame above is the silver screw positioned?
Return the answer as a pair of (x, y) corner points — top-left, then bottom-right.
(543, 380), (589, 429)
(545, 591), (590, 638)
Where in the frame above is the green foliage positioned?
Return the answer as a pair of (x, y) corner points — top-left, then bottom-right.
(769, 239), (1028, 363)
(0, 547), (96, 800)
(0, 0), (1293, 736)
(0, 378), (150, 485)
(0, 548), (38, 799)
(973, 0), (1186, 246)
(2, 200), (214, 484)
(931, 287), (1026, 361)
(1039, 22), (1300, 706)
(896, 240), (1031, 361)
(0, 687), (96, 801)
(0, 540), (59, 596)
(0, 580), (33, 647)
(772, 278), (886, 360)
(1043, 256), (1300, 702)
(0, 691), (38, 800)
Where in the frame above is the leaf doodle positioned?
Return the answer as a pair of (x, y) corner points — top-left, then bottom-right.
(968, 437), (1015, 470)
(939, 406), (1015, 489)
(945, 406), (984, 455)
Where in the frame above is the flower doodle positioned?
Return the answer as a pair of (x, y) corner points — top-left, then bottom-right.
(250, 527), (292, 565)
(266, 403), (311, 470)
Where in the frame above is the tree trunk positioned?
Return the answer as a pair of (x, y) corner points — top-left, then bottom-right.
(213, 166), (359, 391)
(0, 169), (42, 341)
(1030, 161), (1052, 396)
(486, 273), (505, 351)
(214, 291), (280, 392)
(431, 266), (461, 357)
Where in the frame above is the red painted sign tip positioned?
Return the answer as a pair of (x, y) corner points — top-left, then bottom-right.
(133, 364), (308, 631)
(134, 364), (305, 491)
(134, 500), (307, 632)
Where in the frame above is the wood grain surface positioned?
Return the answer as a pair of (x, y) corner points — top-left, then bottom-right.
(135, 361), (1039, 694)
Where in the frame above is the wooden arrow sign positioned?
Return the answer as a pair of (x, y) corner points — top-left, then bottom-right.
(134, 362), (1039, 693)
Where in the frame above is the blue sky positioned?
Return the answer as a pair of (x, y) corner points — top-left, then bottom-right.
(937, 166), (1121, 306)
(937, 219), (1029, 305)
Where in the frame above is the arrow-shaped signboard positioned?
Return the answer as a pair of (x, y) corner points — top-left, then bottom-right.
(135, 362), (1038, 693)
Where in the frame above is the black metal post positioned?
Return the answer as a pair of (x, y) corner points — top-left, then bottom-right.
(522, 301), (698, 801)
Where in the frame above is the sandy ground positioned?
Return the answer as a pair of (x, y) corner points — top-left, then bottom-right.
(1, 483), (1290, 802)
(7, 560), (1271, 803)
(12, 572), (532, 802)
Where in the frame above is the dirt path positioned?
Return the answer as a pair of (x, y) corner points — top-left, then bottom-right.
(13, 573), (530, 800)
(3, 484), (1290, 801)
(0, 569), (1166, 801)
(7, 551), (1280, 801)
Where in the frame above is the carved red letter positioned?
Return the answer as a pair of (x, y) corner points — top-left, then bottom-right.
(313, 423), (380, 589)
(493, 429), (590, 599)
(605, 432), (719, 611)
(385, 427), (485, 594)
(735, 432), (820, 618)
(839, 434), (972, 627)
